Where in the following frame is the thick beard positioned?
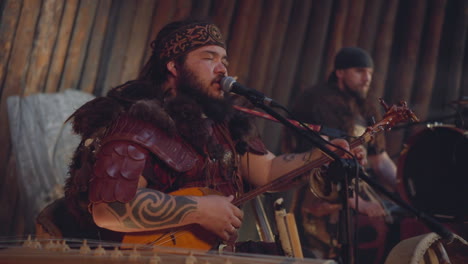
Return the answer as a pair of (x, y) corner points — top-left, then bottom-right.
(177, 64), (233, 122)
(344, 83), (367, 105)
(343, 83), (378, 123)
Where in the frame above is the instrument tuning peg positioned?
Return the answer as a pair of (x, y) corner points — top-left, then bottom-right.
(79, 239), (91, 255)
(110, 246), (123, 258)
(93, 244), (106, 256)
(185, 251), (197, 264)
(379, 98), (390, 112)
(129, 246), (141, 261)
(149, 253), (162, 264)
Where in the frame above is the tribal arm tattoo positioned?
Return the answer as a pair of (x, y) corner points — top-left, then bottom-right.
(101, 189), (198, 231)
(282, 153), (296, 162)
(281, 150), (315, 165)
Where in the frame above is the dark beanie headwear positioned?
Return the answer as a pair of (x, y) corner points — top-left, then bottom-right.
(334, 47), (374, 69)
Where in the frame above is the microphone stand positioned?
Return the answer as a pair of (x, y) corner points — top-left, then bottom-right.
(249, 99), (356, 264)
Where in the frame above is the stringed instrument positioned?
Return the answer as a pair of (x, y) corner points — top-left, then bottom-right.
(122, 99), (418, 251)
(3, 234), (465, 264)
(0, 236), (335, 264)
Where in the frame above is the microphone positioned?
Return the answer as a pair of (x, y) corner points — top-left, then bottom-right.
(221, 76), (278, 106)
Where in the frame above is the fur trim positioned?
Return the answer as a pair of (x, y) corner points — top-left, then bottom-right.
(229, 111), (257, 154)
(164, 94), (260, 157)
(69, 81), (176, 138)
(110, 80), (177, 134)
(128, 99), (177, 135)
(165, 95), (210, 155)
(68, 97), (123, 138)
(228, 96), (263, 154)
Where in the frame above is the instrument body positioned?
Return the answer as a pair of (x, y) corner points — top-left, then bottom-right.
(122, 187), (220, 250)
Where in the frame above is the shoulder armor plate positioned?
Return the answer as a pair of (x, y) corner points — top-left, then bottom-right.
(101, 115), (198, 172)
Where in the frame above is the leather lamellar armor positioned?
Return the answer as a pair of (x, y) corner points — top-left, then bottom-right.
(65, 88), (267, 226)
(89, 114), (248, 202)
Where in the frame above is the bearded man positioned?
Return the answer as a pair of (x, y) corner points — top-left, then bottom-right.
(288, 47), (396, 193)
(285, 47), (397, 263)
(36, 20), (365, 254)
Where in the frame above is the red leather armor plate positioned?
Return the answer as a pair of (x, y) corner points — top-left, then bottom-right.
(89, 141), (147, 203)
(89, 115), (199, 203)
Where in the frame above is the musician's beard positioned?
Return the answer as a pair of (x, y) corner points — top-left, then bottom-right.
(344, 83), (367, 106)
(177, 65), (233, 122)
(343, 83), (379, 125)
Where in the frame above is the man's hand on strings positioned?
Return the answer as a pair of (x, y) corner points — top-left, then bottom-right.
(351, 145), (367, 166)
(328, 138), (368, 166)
(194, 195), (243, 241)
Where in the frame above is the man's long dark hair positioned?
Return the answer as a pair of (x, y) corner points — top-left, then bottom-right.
(106, 19), (210, 104)
(136, 19), (213, 99)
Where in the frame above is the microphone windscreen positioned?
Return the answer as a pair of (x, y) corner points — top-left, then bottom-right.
(220, 76), (236, 93)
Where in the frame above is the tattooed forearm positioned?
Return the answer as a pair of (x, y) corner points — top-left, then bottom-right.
(283, 153), (296, 162)
(302, 151), (314, 163)
(282, 151), (316, 164)
(106, 189), (198, 229)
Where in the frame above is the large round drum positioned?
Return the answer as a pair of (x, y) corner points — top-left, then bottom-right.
(397, 125), (468, 222)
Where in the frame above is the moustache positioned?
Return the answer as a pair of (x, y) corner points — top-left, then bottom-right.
(212, 75), (226, 84)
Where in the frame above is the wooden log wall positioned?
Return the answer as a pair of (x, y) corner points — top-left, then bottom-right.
(0, 0), (467, 237)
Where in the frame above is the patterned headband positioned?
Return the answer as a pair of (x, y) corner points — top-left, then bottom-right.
(157, 22), (226, 62)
